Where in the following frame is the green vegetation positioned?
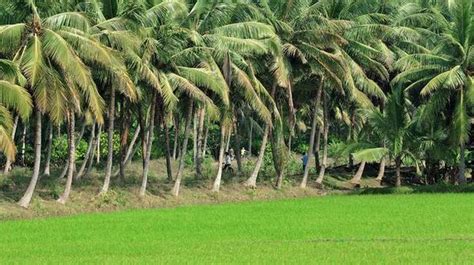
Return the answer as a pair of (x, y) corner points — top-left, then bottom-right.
(0, 1), (472, 263)
(1, 193), (474, 264)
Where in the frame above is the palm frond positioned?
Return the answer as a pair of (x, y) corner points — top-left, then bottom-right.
(0, 80), (32, 120)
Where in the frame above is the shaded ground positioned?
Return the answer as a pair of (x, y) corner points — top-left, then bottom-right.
(0, 158), (471, 220)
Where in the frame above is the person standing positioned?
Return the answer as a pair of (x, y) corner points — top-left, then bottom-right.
(301, 153), (309, 172)
(223, 152), (233, 172)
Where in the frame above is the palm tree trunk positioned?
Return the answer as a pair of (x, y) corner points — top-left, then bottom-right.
(300, 80), (323, 188)
(164, 119), (173, 182)
(275, 169), (284, 189)
(192, 111), (198, 163)
(58, 157), (69, 179)
(225, 127), (231, 152)
(248, 122), (252, 156)
(18, 110), (41, 208)
(139, 96), (157, 197)
(113, 125), (141, 177)
(212, 124), (227, 193)
(85, 125), (101, 177)
(138, 106), (148, 171)
(458, 142), (466, 184)
(376, 158), (385, 182)
(58, 119), (84, 179)
(316, 94), (329, 186)
(20, 123), (27, 166)
(43, 120), (53, 176)
(351, 161), (366, 185)
(300, 109), (317, 188)
(287, 82), (296, 131)
(57, 111), (75, 204)
(234, 120), (242, 173)
(96, 125), (101, 164)
(314, 128), (321, 172)
(195, 107), (205, 178)
(202, 124), (209, 157)
(287, 134), (292, 154)
(76, 123), (96, 180)
(172, 102), (193, 196)
(395, 156), (402, 187)
(4, 115), (19, 174)
(76, 121), (86, 146)
(119, 109), (130, 182)
(269, 82), (286, 189)
(57, 119), (84, 178)
(101, 86), (115, 194)
(172, 116), (179, 160)
(244, 126), (269, 188)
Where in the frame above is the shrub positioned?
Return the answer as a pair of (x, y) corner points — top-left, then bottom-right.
(93, 189), (127, 208)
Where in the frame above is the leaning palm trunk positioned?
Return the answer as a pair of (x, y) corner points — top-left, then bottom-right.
(244, 126), (269, 188)
(119, 109), (130, 182)
(57, 111), (75, 204)
(18, 111), (42, 208)
(315, 95), (329, 187)
(376, 158), (385, 181)
(59, 120), (85, 179)
(172, 117), (179, 160)
(101, 87), (116, 194)
(351, 161), (366, 185)
(300, 83), (323, 188)
(113, 126), (140, 177)
(76, 123), (96, 180)
(172, 103), (193, 197)
(85, 126), (101, 177)
(58, 157), (69, 179)
(314, 129), (321, 172)
(139, 97), (156, 197)
(212, 125), (227, 192)
(43, 121), (53, 176)
(3, 115), (19, 174)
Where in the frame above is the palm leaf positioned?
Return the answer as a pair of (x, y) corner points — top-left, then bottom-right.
(0, 80), (32, 120)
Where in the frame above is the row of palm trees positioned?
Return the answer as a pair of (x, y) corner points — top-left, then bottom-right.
(0, 0), (472, 208)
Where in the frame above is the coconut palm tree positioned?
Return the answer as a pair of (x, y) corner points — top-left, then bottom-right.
(353, 88), (419, 187)
(0, 59), (32, 162)
(392, 0), (474, 183)
(0, 1), (119, 207)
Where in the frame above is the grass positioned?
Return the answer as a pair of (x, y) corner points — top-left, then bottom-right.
(1, 193), (474, 264)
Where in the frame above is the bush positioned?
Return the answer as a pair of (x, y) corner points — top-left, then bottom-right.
(51, 135), (90, 164)
(201, 156), (215, 179)
(286, 153), (302, 176)
(93, 189), (127, 208)
(0, 177), (15, 192)
(260, 144), (275, 179)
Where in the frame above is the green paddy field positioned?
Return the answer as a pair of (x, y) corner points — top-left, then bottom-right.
(1, 193), (473, 264)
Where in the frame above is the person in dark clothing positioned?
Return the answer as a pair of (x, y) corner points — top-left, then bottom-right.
(223, 151), (232, 172)
(302, 153), (309, 172)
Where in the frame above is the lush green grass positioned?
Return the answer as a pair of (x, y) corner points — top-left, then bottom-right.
(1, 194), (474, 264)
